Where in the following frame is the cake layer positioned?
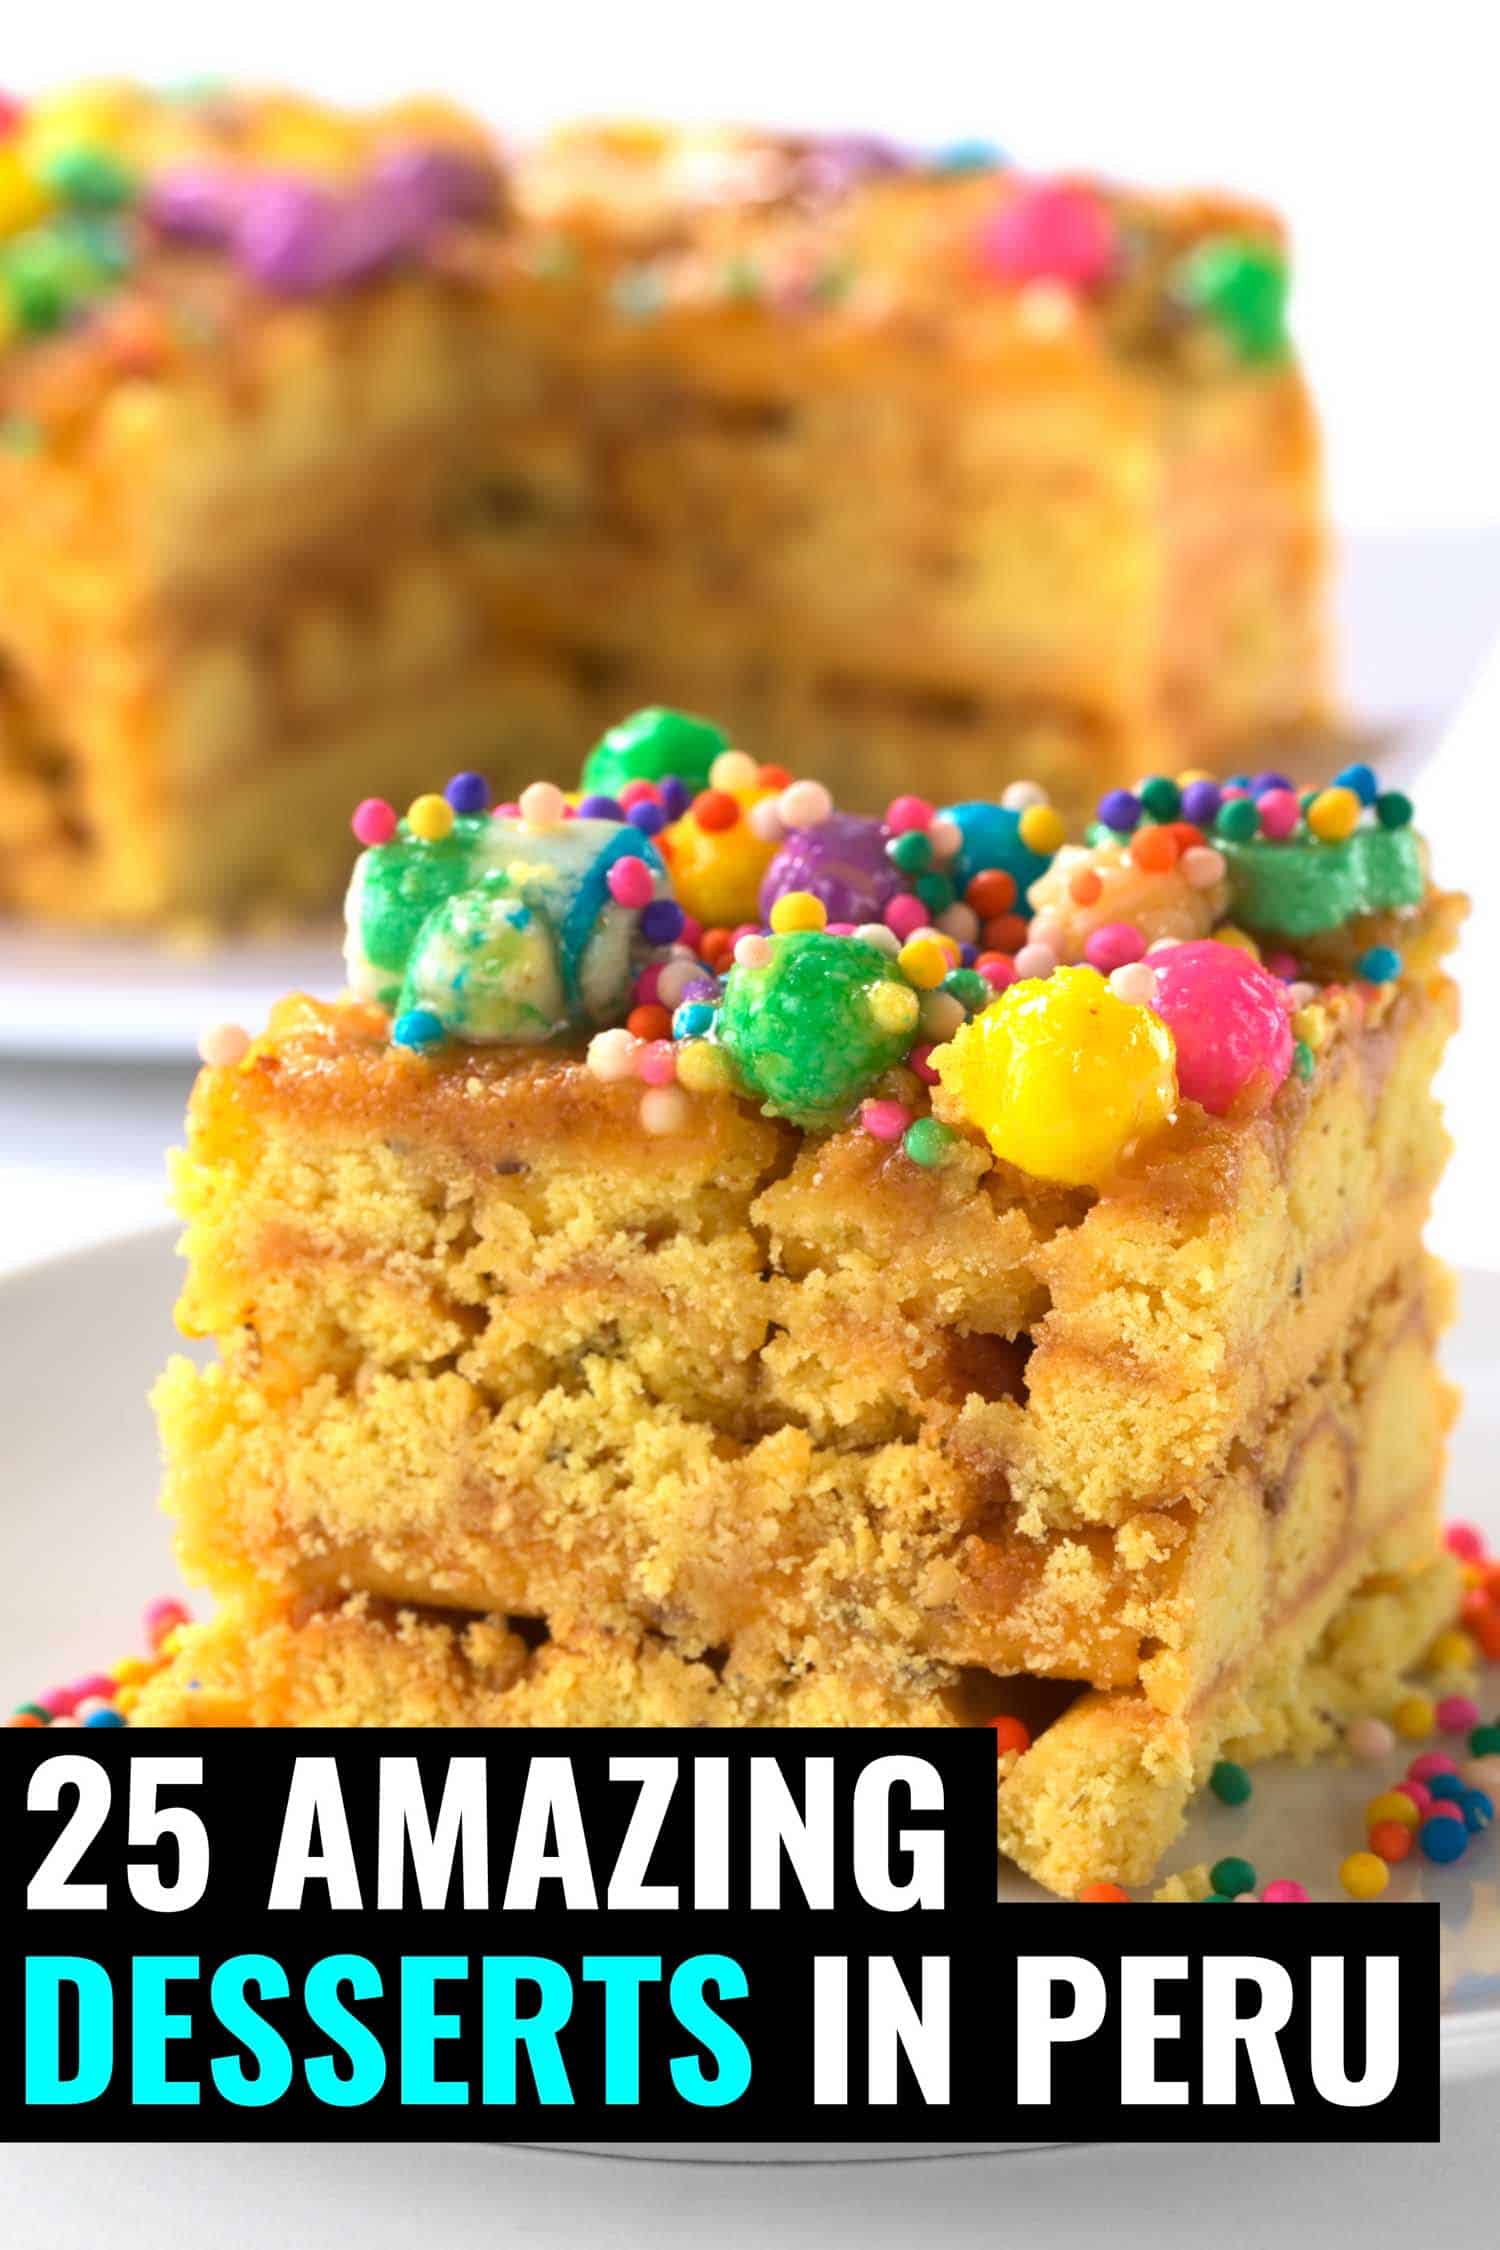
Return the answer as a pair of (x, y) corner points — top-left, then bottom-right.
(0, 93), (1327, 924)
(158, 1249), (1453, 1718)
(132, 1524), (1458, 1896)
(166, 933), (1458, 1553)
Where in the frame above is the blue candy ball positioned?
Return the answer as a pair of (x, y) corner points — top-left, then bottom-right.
(1428, 1773), (1466, 1801)
(939, 800), (1054, 900)
(1463, 1789), (1494, 1834)
(1419, 1815), (1469, 1865)
(84, 1708), (126, 1727)
(391, 1008), (445, 1051)
(1334, 761), (1379, 806)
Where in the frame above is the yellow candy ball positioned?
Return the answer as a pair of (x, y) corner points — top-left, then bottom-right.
(1308, 785), (1362, 842)
(407, 792), (455, 841)
(675, 1040), (734, 1094)
(661, 790), (776, 928)
(769, 890), (828, 935)
(867, 981), (921, 1037)
(0, 145), (50, 241)
(1364, 1791), (1420, 1834)
(897, 936), (948, 990)
(932, 964), (1177, 1188)
(1340, 1850), (1389, 1901)
(1211, 925), (1262, 959)
(1018, 803), (1066, 857)
(1392, 1692), (1435, 1740)
(1426, 1628), (1477, 1673)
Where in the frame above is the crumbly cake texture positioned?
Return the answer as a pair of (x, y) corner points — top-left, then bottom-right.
(140, 727), (1465, 1896)
(0, 86), (1327, 924)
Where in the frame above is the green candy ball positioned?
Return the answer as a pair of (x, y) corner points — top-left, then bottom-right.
(1177, 235), (1289, 363)
(903, 1116), (957, 1168)
(1209, 1759), (1253, 1807)
(715, 931), (919, 1128)
(1138, 775), (1182, 823)
(581, 706), (728, 798)
(1209, 1854), (1257, 1898)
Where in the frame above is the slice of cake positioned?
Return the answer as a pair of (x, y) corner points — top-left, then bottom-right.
(0, 86), (1327, 924)
(136, 715), (1463, 1894)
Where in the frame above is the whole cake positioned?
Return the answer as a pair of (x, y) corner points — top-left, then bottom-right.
(137, 711), (1464, 1895)
(0, 84), (1327, 924)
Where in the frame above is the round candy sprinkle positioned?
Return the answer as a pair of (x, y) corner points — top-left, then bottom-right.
(606, 857), (655, 910)
(640, 1086), (689, 1135)
(1018, 803), (1066, 856)
(861, 1098), (912, 1142)
(1427, 1629), (1477, 1672)
(1209, 1855), (1256, 1898)
(406, 792), (455, 841)
(640, 898), (685, 946)
(886, 794), (934, 834)
(1138, 775), (1181, 822)
(1368, 1820), (1413, 1864)
(1255, 787), (1301, 840)
(1465, 1756), (1500, 1794)
(1261, 1879), (1308, 1903)
(84, 1708), (125, 1728)
(1376, 790), (1413, 830)
(1097, 788), (1140, 833)
(197, 1021), (250, 1068)
(1393, 1693), (1436, 1739)
(587, 1028), (640, 1081)
(1419, 1815), (1467, 1865)
(391, 1008), (445, 1051)
(1180, 779), (1222, 826)
(1446, 1522), (1486, 1559)
(1083, 922), (1145, 974)
(1393, 1780), (1432, 1815)
(578, 792), (624, 821)
(1340, 1851), (1389, 1899)
(1209, 1759), (1252, 1806)
(1346, 1715), (1395, 1761)
(1427, 1773), (1465, 1802)
(444, 771), (488, 815)
(627, 800), (666, 836)
(1464, 1789), (1494, 1834)
(1365, 1791), (1420, 1832)
(898, 936), (949, 989)
(779, 779), (833, 830)
(769, 890), (828, 935)
(1335, 762), (1379, 805)
(1406, 1748), (1457, 1782)
(1077, 1881), (1131, 1902)
(351, 796), (397, 846)
(976, 179), (1117, 291)
(990, 1715), (1031, 1755)
(1437, 1694), (1480, 1734)
(903, 1116), (957, 1168)
(675, 1040), (732, 1094)
(1469, 1724), (1500, 1758)
(1215, 797), (1260, 842)
(1356, 945), (1401, 984)
(516, 780), (566, 829)
(1176, 236), (1289, 362)
(1307, 786), (1362, 842)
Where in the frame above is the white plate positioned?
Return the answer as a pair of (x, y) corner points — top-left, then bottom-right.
(1, 529), (1497, 1066)
(2, 1227), (1498, 2134)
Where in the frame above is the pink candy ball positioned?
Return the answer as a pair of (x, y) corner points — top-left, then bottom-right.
(1147, 940), (1294, 1115)
(1083, 921), (1145, 974)
(883, 894), (930, 941)
(1437, 1695), (1480, 1734)
(1261, 1879), (1309, 1903)
(909, 1043), (940, 1085)
(861, 1099), (912, 1142)
(1256, 788), (1301, 840)
(977, 179), (1117, 290)
(634, 1041), (678, 1088)
(351, 796), (397, 846)
(69, 1673), (116, 1704)
(607, 858), (655, 910)
(1394, 1779), (1432, 1814)
(1445, 1522), (1486, 1561)
(886, 794), (934, 834)
(979, 955), (1019, 992)
(1407, 1751), (1458, 1781)
(40, 1685), (79, 1717)
(197, 1022), (251, 1069)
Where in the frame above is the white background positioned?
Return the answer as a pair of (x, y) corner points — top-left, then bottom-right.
(2, 4), (1498, 2237)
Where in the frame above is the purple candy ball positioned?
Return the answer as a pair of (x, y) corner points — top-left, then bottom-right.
(578, 792), (624, 820)
(640, 898), (685, 945)
(759, 811), (902, 927)
(1180, 779), (1223, 826)
(145, 164), (243, 245)
(235, 176), (342, 293)
(1097, 789), (1140, 834)
(369, 143), (493, 229)
(627, 801), (666, 836)
(444, 771), (489, 814)
(1251, 769), (1294, 797)
(658, 776), (690, 821)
